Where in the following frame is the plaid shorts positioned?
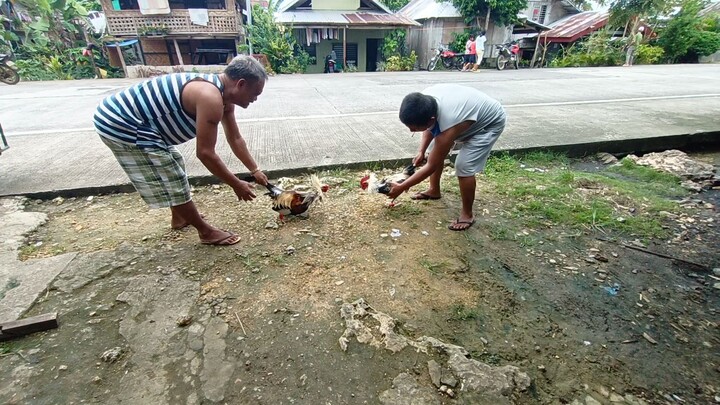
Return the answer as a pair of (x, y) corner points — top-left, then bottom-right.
(100, 136), (191, 209)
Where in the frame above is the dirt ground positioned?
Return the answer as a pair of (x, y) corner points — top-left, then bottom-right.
(1, 152), (718, 405)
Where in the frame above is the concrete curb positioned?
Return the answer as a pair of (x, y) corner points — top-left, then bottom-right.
(10, 131), (720, 201)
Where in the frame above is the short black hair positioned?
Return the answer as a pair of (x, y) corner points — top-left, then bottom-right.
(399, 92), (437, 127)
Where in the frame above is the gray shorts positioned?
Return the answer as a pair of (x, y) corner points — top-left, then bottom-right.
(453, 116), (506, 177)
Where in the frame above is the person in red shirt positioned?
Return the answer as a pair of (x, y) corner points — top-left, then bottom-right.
(462, 34), (476, 71)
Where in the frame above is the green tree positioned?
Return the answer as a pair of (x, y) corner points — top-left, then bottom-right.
(657, 0), (720, 61)
(609, 0), (672, 34)
(451, 0), (528, 30)
(244, 1), (310, 73)
(382, 0), (411, 12)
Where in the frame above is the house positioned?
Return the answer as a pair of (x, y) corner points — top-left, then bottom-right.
(400, 0), (578, 68)
(98, 0), (250, 71)
(274, 0), (420, 73)
(537, 11), (609, 45)
(525, 11), (609, 64)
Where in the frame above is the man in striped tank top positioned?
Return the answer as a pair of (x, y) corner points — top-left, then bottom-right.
(94, 55), (268, 246)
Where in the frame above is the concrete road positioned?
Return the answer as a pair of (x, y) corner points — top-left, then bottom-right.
(0, 64), (718, 196)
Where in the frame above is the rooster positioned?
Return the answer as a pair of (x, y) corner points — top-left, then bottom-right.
(260, 175), (328, 221)
(360, 164), (416, 195)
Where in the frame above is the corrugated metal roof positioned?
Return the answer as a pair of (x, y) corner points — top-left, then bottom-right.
(278, 0), (391, 13)
(276, 10), (420, 26)
(399, 0), (461, 20)
(539, 11), (609, 43)
(700, 1), (720, 16)
(344, 12), (420, 25)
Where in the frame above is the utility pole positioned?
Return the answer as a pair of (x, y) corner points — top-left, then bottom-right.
(246, 0), (253, 55)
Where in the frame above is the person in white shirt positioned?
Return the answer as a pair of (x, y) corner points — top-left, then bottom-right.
(389, 84), (507, 231)
(474, 31), (486, 71)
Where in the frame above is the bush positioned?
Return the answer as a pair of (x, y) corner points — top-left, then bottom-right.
(635, 44), (664, 64)
(658, 0), (720, 62)
(450, 31), (471, 53)
(385, 51), (417, 71)
(14, 45), (123, 81)
(382, 29), (407, 59)
(245, 4), (309, 74)
(550, 30), (624, 67)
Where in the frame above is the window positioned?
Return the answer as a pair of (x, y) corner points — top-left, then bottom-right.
(168, 0), (225, 9)
(530, 2), (548, 24)
(332, 43), (358, 67)
(118, 0), (139, 10)
(538, 5), (547, 24)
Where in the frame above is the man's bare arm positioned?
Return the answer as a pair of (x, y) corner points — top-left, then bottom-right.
(392, 120), (475, 193)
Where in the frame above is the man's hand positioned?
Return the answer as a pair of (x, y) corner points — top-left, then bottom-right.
(413, 152), (426, 167)
(233, 180), (257, 201)
(387, 182), (405, 199)
(252, 170), (268, 186)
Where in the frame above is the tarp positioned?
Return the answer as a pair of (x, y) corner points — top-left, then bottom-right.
(106, 39), (139, 48)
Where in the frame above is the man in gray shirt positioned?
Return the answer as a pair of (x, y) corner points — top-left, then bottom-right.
(388, 84), (506, 231)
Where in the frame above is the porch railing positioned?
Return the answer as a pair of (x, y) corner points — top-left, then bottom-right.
(105, 10), (242, 36)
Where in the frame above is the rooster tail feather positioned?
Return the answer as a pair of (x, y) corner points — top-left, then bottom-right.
(310, 174), (326, 201)
(403, 164), (416, 177)
(365, 173), (381, 193)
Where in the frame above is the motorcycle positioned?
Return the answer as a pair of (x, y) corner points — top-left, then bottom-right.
(324, 55), (336, 73)
(495, 42), (520, 71)
(0, 54), (20, 85)
(426, 46), (464, 71)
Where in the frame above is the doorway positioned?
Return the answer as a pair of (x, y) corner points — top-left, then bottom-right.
(366, 38), (381, 72)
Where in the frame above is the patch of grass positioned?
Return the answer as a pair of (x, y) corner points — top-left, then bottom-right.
(321, 168), (357, 189)
(418, 258), (448, 275)
(272, 255), (288, 266)
(0, 341), (21, 355)
(450, 303), (478, 321)
(18, 244), (40, 260)
(517, 235), (537, 247)
(464, 233), (484, 246)
(440, 178), (460, 195)
(384, 203), (423, 220)
(612, 158), (682, 185)
(604, 159), (687, 199)
(487, 224), (515, 241)
(240, 254), (261, 270)
(486, 153), (522, 177)
(482, 154), (683, 238)
(519, 150), (570, 167)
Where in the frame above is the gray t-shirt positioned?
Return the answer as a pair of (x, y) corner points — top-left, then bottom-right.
(422, 84), (505, 139)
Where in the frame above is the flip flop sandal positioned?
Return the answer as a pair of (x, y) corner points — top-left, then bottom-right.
(201, 232), (240, 246)
(411, 192), (441, 201)
(448, 219), (475, 231)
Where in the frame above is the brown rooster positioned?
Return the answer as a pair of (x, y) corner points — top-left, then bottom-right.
(261, 175), (328, 221)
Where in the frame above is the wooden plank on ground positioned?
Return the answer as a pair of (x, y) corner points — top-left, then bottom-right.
(0, 312), (58, 341)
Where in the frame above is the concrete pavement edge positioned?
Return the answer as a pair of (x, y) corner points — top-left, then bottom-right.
(6, 131), (720, 200)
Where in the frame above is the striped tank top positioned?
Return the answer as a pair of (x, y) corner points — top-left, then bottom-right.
(93, 73), (224, 149)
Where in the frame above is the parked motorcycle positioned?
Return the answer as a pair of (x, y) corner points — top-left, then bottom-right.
(0, 54), (20, 85)
(495, 42), (520, 71)
(426, 46), (464, 71)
